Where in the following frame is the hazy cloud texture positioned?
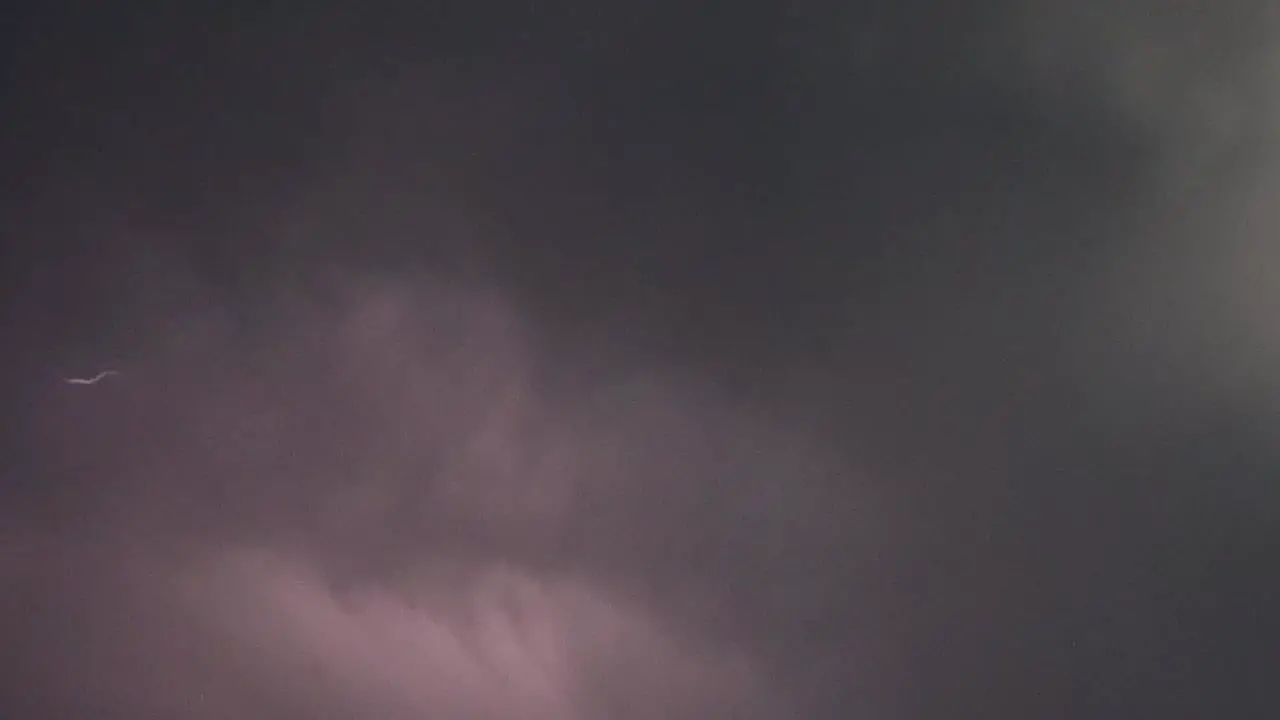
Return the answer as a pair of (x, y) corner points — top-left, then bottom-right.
(2, 2), (1278, 718)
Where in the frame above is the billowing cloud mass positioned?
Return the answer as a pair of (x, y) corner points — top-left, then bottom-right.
(10, 280), (799, 718)
(2, 2), (1278, 718)
(9, 272), (880, 717)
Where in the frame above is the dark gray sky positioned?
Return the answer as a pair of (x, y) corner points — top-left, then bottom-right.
(2, 3), (1278, 718)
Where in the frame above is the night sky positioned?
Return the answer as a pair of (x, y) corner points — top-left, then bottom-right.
(2, 3), (1278, 718)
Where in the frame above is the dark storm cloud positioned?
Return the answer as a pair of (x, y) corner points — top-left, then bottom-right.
(3, 2), (1278, 718)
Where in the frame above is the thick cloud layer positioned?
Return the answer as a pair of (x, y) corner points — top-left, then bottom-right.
(3, 2), (1278, 718)
(7, 278), (849, 718)
(7, 279), (778, 712)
